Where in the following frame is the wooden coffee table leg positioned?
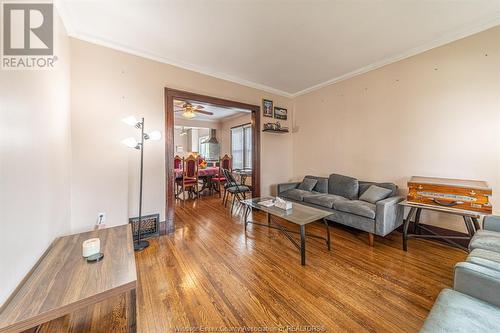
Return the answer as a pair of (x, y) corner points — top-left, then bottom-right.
(128, 288), (137, 333)
(300, 225), (306, 265)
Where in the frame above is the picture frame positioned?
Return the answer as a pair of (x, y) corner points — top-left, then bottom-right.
(274, 107), (287, 120)
(262, 99), (273, 117)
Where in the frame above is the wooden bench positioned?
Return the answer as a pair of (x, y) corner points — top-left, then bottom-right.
(0, 225), (137, 333)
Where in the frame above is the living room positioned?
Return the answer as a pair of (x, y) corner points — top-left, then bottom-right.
(1, 1), (500, 332)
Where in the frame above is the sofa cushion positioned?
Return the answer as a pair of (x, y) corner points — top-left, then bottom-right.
(420, 289), (500, 333)
(359, 185), (393, 204)
(328, 174), (359, 200)
(333, 200), (376, 219)
(298, 178), (317, 191)
(469, 230), (500, 252)
(279, 189), (319, 202)
(304, 175), (328, 193)
(359, 181), (398, 197)
(303, 194), (347, 209)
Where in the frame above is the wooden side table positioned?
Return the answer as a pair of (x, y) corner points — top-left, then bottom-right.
(400, 200), (485, 252)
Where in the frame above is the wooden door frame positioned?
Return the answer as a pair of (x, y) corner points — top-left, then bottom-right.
(164, 88), (261, 233)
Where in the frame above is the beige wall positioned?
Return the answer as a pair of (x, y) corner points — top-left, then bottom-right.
(220, 113), (252, 156)
(292, 26), (500, 231)
(70, 39), (293, 232)
(0, 12), (71, 305)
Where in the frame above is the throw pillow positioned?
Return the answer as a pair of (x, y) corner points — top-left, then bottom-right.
(359, 185), (392, 204)
(298, 178), (317, 192)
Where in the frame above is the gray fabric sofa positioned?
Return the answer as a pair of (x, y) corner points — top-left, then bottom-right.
(420, 217), (500, 332)
(277, 174), (404, 246)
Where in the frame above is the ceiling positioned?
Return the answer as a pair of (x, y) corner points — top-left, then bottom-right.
(174, 99), (250, 121)
(57, 0), (500, 96)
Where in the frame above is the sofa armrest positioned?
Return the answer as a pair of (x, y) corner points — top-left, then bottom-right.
(277, 182), (300, 195)
(375, 196), (405, 236)
(454, 262), (500, 308)
(483, 215), (500, 232)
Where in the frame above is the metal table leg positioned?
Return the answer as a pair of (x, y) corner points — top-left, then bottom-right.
(300, 225), (306, 266)
(323, 218), (331, 251)
(403, 207), (418, 251)
(472, 217), (481, 231)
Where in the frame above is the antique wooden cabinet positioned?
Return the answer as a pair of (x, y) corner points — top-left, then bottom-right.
(407, 176), (492, 214)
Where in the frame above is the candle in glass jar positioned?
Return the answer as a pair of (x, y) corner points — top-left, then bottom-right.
(82, 238), (100, 257)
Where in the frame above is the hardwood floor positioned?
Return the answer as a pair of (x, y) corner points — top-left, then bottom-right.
(39, 195), (466, 332)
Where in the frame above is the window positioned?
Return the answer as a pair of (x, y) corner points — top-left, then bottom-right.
(231, 124), (252, 170)
(199, 135), (209, 158)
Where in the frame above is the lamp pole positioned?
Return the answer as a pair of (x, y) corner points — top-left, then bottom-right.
(135, 117), (149, 251)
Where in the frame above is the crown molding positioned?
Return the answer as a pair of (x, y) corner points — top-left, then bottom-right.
(55, 1), (500, 99)
(291, 14), (500, 97)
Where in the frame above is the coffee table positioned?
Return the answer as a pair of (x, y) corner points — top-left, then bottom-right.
(240, 197), (333, 265)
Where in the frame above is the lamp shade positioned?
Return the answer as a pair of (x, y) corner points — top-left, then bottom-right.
(122, 137), (138, 148)
(149, 130), (162, 141)
(122, 116), (139, 127)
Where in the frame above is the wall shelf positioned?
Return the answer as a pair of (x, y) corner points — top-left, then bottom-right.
(262, 128), (289, 134)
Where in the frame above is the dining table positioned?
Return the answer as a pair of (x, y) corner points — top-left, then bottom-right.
(174, 166), (220, 195)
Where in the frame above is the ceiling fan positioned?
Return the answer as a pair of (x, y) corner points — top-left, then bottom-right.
(174, 101), (214, 119)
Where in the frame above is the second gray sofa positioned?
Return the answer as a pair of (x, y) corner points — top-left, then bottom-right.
(277, 173), (404, 246)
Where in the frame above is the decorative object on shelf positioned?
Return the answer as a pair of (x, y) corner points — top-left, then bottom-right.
(129, 213), (160, 240)
(407, 176), (492, 214)
(122, 116), (162, 252)
(263, 121), (289, 133)
(82, 238), (100, 258)
(274, 106), (287, 120)
(262, 99), (273, 117)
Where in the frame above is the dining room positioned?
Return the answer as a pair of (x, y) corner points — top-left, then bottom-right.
(172, 97), (255, 206)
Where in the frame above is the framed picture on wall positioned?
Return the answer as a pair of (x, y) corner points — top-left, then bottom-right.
(262, 99), (273, 117)
(274, 107), (287, 120)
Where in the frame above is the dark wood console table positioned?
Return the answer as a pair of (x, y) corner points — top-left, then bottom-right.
(0, 225), (137, 333)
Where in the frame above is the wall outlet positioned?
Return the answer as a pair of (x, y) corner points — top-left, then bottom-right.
(97, 212), (106, 224)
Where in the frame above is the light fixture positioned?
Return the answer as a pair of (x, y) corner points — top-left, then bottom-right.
(182, 111), (196, 119)
(122, 116), (139, 127)
(121, 116), (162, 252)
(149, 130), (162, 141)
(122, 137), (139, 149)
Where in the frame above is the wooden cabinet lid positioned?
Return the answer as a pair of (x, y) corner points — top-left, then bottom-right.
(408, 176), (491, 191)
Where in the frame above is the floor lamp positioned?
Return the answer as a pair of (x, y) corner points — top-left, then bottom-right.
(122, 116), (161, 251)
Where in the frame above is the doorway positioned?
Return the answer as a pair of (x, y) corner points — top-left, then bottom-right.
(164, 88), (261, 233)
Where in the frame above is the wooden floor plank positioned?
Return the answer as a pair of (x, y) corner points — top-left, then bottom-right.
(38, 195), (466, 332)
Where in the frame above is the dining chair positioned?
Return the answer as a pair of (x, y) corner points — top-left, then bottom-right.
(174, 155), (184, 198)
(174, 155), (183, 169)
(212, 155), (232, 198)
(223, 168), (251, 215)
(176, 154), (199, 200)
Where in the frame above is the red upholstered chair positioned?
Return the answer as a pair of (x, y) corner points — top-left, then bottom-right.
(174, 155), (184, 198)
(176, 154), (199, 200)
(212, 155), (231, 199)
(174, 155), (183, 169)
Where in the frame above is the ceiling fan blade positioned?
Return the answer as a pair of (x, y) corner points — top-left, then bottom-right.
(174, 100), (185, 105)
(194, 105), (205, 109)
(194, 110), (213, 115)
